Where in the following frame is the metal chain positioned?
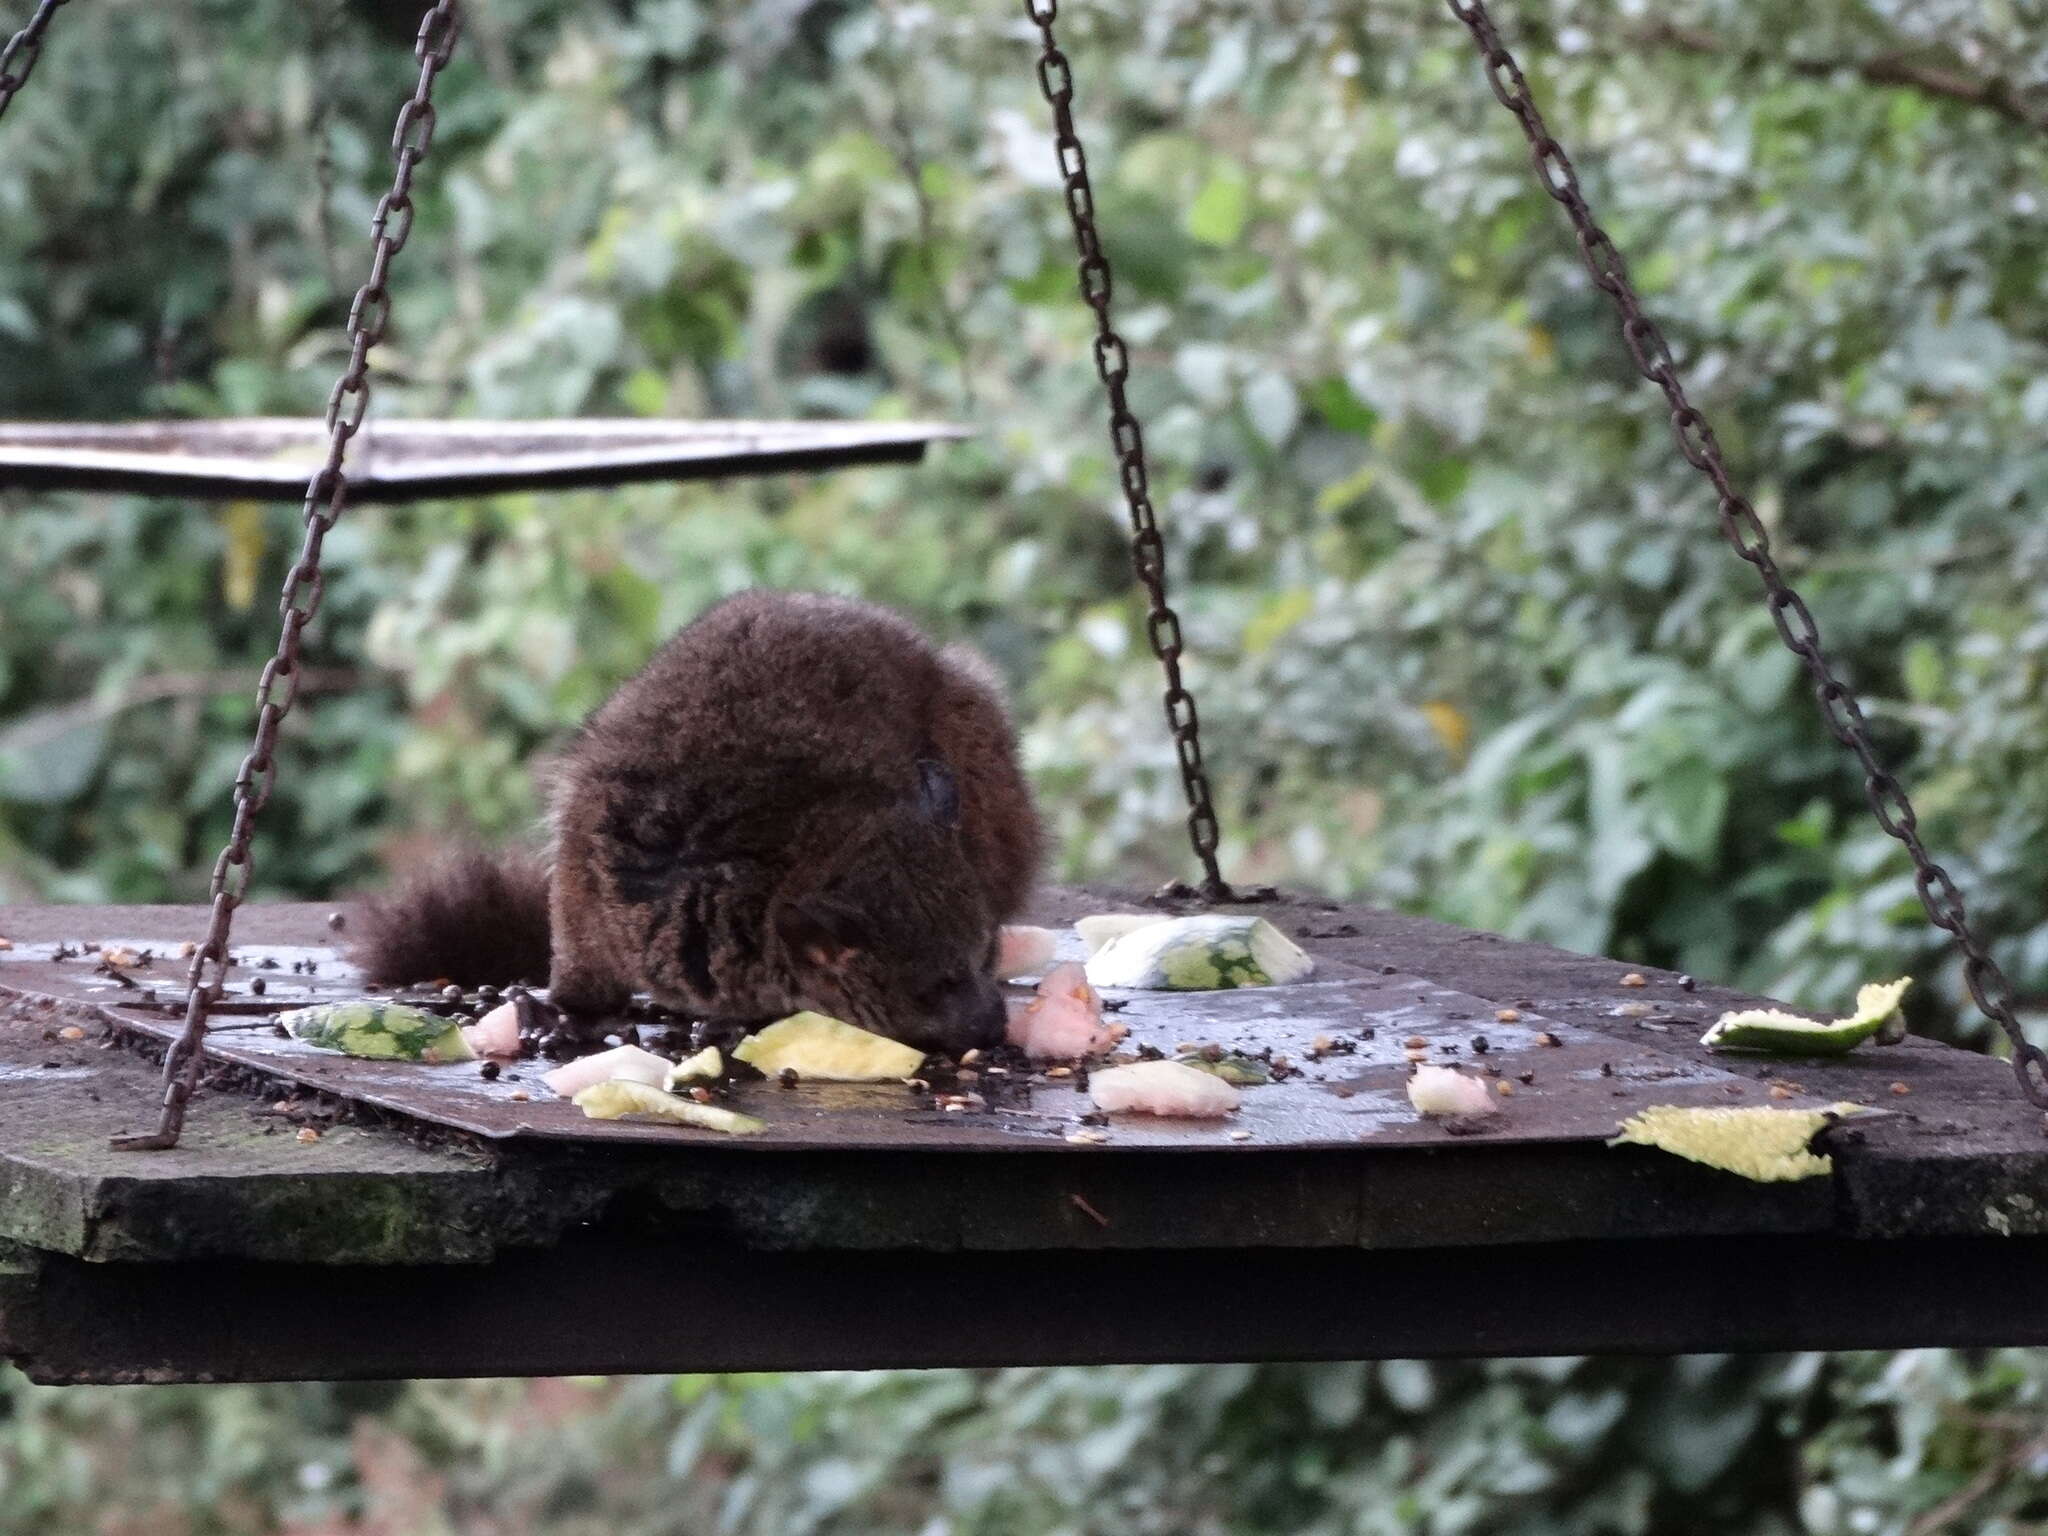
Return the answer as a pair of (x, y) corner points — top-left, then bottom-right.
(114, 0), (463, 1150)
(1445, 0), (2048, 1107)
(1022, 0), (1235, 899)
(0, 0), (69, 123)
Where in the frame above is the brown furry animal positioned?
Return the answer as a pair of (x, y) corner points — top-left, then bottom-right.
(355, 591), (1043, 1055)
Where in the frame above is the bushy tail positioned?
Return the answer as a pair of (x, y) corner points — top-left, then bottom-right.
(351, 848), (552, 989)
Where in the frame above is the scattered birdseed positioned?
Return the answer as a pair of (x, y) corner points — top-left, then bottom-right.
(58, 1025), (85, 1041)
(1621, 972), (1648, 988)
(1066, 1129), (1109, 1144)
(509, 1089), (531, 1102)
(1615, 1001), (1651, 1018)
(1046, 1066), (1074, 1079)
(327, 911), (346, 931)
(1496, 1080), (1515, 1096)
(1678, 974), (1697, 992)
(1229, 1129), (1253, 1141)
(1891, 1081), (1912, 1096)
(0, 937), (12, 951)
(1536, 1032), (1562, 1048)
(295, 1127), (321, 1144)
(1403, 1036), (1428, 1050)
(960, 1048), (982, 1066)
(1517, 1071), (1535, 1085)
(1769, 1084), (1795, 1100)
(178, 940), (197, 958)
(1494, 1008), (1520, 1023)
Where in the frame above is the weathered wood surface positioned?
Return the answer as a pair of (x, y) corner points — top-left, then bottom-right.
(0, 418), (968, 501)
(4, 888), (2047, 1381)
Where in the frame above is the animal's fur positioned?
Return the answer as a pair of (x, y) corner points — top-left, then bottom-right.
(353, 591), (1043, 1054)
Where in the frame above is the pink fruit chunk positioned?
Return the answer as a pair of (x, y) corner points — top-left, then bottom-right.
(995, 925), (1059, 980)
(541, 1044), (673, 1098)
(460, 1002), (522, 1058)
(1006, 961), (1121, 1060)
(1088, 1059), (1241, 1118)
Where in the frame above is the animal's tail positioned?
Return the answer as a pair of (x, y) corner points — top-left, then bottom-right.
(351, 848), (552, 988)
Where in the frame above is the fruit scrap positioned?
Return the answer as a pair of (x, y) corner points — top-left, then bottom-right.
(1008, 961), (1123, 1060)
(281, 1001), (475, 1064)
(572, 1079), (763, 1135)
(733, 1011), (927, 1080)
(1087, 1059), (1241, 1118)
(541, 1044), (675, 1097)
(994, 924), (1060, 979)
(1075, 913), (1168, 956)
(665, 1046), (723, 1086)
(1609, 1103), (1865, 1183)
(1701, 978), (1912, 1057)
(460, 1001), (522, 1058)
(1407, 1064), (1497, 1118)
(1084, 915), (1314, 991)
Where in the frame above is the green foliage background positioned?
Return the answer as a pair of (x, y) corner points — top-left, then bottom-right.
(6, 0), (2048, 1529)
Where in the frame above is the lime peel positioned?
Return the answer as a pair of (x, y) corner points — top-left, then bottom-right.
(572, 1079), (764, 1135)
(1609, 1103), (1867, 1183)
(1701, 977), (1911, 1057)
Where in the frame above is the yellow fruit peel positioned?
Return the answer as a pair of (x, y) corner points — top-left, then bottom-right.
(572, 1079), (763, 1135)
(1609, 1103), (1866, 1183)
(732, 1011), (928, 1080)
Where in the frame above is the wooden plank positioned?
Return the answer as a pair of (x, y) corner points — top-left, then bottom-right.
(0, 418), (969, 501)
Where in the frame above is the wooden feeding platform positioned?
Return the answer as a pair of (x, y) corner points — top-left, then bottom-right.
(0, 418), (969, 502)
(4, 887), (2048, 1383)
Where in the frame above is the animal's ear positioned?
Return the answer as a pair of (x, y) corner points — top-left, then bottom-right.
(914, 759), (960, 828)
(774, 895), (870, 970)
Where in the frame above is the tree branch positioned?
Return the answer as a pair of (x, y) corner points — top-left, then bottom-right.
(1635, 21), (2048, 134)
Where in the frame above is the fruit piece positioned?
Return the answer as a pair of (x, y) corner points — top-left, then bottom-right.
(460, 1001), (522, 1058)
(665, 1046), (723, 1087)
(1007, 962), (1121, 1060)
(1084, 915), (1314, 991)
(1407, 1064), (1497, 1118)
(1701, 978), (1912, 1057)
(1088, 1059), (1242, 1118)
(1609, 1103), (1864, 1183)
(733, 1011), (928, 1080)
(542, 1044), (675, 1098)
(572, 1079), (764, 1135)
(1177, 1051), (1272, 1086)
(995, 925), (1060, 979)
(282, 1001), (474, 1063)
(1075, 913), (1168, 955)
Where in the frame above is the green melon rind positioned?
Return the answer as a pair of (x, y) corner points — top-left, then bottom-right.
(1700, 977), (1912, 1057)
(281, 1000), (475, 1063)
(1084, 915), (1315, 991)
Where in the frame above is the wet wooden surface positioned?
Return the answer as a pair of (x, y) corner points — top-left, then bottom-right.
(6, 888), (2048, 1380)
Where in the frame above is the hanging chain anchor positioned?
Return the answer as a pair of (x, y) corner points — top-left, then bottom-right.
(0, 0), (70, 123)
(1445, 0), (2048, 1108)
(113, 0), (463, 1151)
(1021, 0), (1246, 905)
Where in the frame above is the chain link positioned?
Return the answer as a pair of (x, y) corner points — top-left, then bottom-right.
(114, 0), (463, 1150)
(1445, 0), (2048, 1108)
(1021, 0), (1234, 900)
(0, 0), (68, 123)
